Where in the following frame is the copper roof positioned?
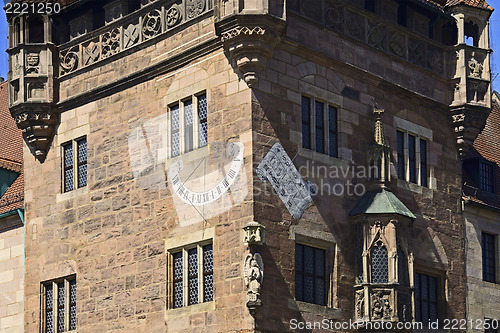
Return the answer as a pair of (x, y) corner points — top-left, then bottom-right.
(0, 81), (24, 215)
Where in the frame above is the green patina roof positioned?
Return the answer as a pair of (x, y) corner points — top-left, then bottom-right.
(349, 188), (416, 219)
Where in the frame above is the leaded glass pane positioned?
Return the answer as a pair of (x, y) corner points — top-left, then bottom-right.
(408, 134), (416, 183)
(184, 100), (194, 152)
(69, 279), (76, 330)
(198, 94), (207, 120)
(304, 246), (314, 274)
(65, 169), (74, 192)
(397, 131), (405, 179)
(203, 244), (213, 273)
(420, 139), (427, 187)
(315, 248), (324, 277)
(184, 100), (193, 126)
(57, 282), (65, 332)
(482, 233), (496, 282)
(64, 144), (73, 167)
(200, 122), (208, 147)
(328, 106), (337, 157)
(204, 274), (213, 302)
(173, 252), (183, 308)
(304, 275), (314, 303)
(302, 96), (311, 149)
(188, 248), (198, 305)
(46, 285), (53, 333)
(295, 244), (303, 300)
(77, 138), (87, 163)
(315, 278), (325, 306)
(371, 242), (388, 283)
(171, 104), (180, 130)
(78, 164), (87, 188)
(315, 101), (324, 154)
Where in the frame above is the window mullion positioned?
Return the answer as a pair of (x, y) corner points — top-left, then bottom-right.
(323, 103), (328, 155)
(416, 136), (421, 186)
(197, 245), (203, 303)
(193, 96), (199, 150)
(53, 282), (58, 333)
(404, 132), (409, 182)
(180, 101), (185, 154)
(73, 141), (78, 190)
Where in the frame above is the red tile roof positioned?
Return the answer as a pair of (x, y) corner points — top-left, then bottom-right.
(0, 81), (24, 215)
(462, 93), (500, 210)
(445, 0), (493, 11)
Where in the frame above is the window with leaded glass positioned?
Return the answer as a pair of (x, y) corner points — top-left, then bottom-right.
(479, 161), (494, 193)
(396, 130), (428, 187)
(301, 96), (338, 157)
(42, 276), (76, 333)
(62, 137), (87, 193)
(169, 92), (208, 157)
(482, 232), (497, 283)
(169, 242), (214, 309)
(295, 243), (326, 306)
(415, 273), (438, 322)
(371, 242), (388, 283)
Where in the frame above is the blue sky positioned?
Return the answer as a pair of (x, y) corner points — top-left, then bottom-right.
(0, 2), (499, 90)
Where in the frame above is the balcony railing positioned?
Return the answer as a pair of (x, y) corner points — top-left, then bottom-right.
(59, 0), (214, 77)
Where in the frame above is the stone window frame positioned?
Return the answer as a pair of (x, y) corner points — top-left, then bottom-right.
(165, 227), (215, 312)
(61, 136), (87, 193)
(41, 275), (77, 333)
(301, 94), (338, 158)
(413, 267), (445, 323)
(167, 91), (208, 158)
(289, 226), (341, 318)
(481, 231), (497, 284)
(394, 117), (432, 188)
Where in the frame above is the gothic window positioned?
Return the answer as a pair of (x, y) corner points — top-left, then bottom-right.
(482, 232), (497, 283)
(42, 276), (76, 333)
(396, 129), (428, 187)
(169, 242), (213, 309)
(28, 15), (44, 44)
(301, 96), (338, 157)
(295, 243), (326, 306)
(370, 242), (388, 283)
(479, 161), (494, 193)
(169, 92), (208, 157)
(62, 137), (87, 193)
(415, 273), (438, 322)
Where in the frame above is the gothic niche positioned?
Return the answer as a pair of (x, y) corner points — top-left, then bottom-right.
(28, 82), (45, 99)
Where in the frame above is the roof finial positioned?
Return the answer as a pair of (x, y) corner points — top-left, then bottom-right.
(373, 103), (387, 147)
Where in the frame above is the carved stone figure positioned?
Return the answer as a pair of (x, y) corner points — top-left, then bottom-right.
(244, 253), (264, 313)
(355, 290), (365, 319)
(468, 52), (483, 78)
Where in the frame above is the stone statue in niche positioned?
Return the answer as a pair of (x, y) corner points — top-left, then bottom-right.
(244, 253), (264, 313)
(355, 290), (365, 319)
(371, 290), (392, 320)
(468, 52), (483, 78)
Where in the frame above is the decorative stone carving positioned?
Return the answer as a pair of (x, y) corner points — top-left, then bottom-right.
(26, 53), (40, 74)
(244, 253), (264, 315)
(60, 46), (80, 75)
(69, 13), (92, 39)
(104, 0), (128, 24)
(13, 53), (21, 77)
(368, 20), (386, 51)
(10, 105), (58, 162)
(142, 10), (162, 40)
(256, 142), (316, 219)
(186, 0), (205, 19)
(345, 10), (364, 40)
(83, 40), (100, 66)
(243, 221), (266, 245)
(409, 39), (425, 67)
(371, 290), (392, 320)
(355, 290), (365, 319)
(428, 48), (443, 74)
(101, 28), (121, 58)
(123, 23), (140, 48)
(468, 52), (483, 78)
(388, 31), (405, 58)
(166, 4), (182, 28)
(325, 3), (343, 31)
(220, 26), (265, 42)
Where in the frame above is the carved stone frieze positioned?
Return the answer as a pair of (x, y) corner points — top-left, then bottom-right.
(26, 53), (40, 74)
(371, 290), (393, 320)
(355, 290), (365, 319)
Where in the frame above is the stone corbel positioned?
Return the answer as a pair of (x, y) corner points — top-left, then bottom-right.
(10, 103), (58, 162)
(215, 15), (286, 87)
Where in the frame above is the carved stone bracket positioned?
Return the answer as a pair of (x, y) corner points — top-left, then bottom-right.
(10, 104), (58, 162)
(215, 15), (286, 87)
(450, 105), (489, 158)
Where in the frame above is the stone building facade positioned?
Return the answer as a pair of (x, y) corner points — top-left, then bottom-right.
(462, 92), (500, 332)
(6, 0), (495, 332)
(0, 80), (25, 333)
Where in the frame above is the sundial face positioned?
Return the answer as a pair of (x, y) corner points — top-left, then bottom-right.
(167, 141), (247, 226)
(169, 142), (244, 207)
(128, 112), (248, 227)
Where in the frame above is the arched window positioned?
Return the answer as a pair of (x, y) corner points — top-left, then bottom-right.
(464, 20), (479, 47)
(371, 242), (388, 283)
(13, 18), (21, 46)
(28, 15), (44, 44)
